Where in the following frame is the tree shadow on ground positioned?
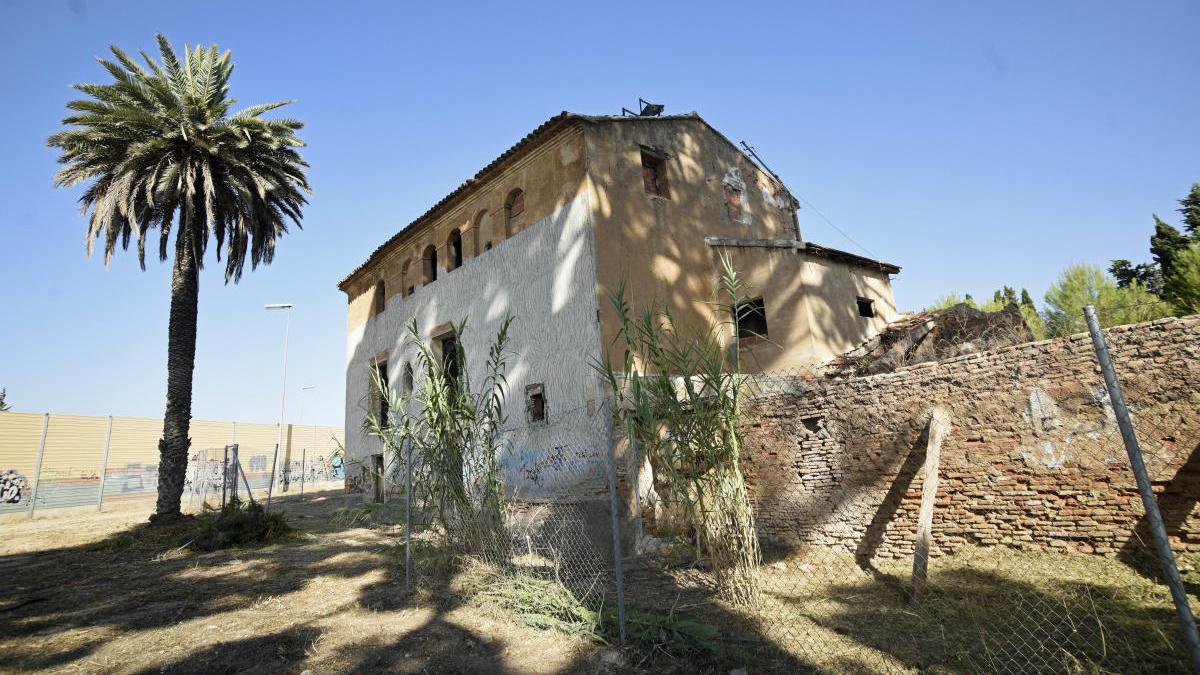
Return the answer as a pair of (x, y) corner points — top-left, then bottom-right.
(789, 563), (1190, 673)
(1118, 441), (1200, 595)
(0, 492), (581, 674)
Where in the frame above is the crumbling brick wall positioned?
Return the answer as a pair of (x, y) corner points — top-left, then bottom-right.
(740, 316), (1200, 559)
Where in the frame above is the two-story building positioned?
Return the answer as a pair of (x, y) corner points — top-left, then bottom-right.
(338, 110), (900, 498)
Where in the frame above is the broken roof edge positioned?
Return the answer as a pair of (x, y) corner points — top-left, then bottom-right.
(337, 110), (795, 292)
(802, 242), (901, 274)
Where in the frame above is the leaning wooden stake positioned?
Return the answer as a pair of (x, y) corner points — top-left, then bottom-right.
(912, 406), (951, 601)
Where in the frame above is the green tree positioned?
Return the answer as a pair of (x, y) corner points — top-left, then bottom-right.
(1042, 264), (1172, 337)
(1108, 259), (1163, 295)
(1179, 183), (1200, 236)
(1151, 216), (1191, 301)
(0, 388), (9, 412)
(1166, 244), (1200, 314)
(47, 35), (311, 522)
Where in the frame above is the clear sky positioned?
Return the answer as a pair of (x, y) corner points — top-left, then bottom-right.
(1, 1), (1197, 426)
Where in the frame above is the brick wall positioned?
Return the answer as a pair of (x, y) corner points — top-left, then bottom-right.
(740, 316), (1200, 559)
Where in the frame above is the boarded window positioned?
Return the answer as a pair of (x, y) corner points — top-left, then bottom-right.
(526, 383), (546, 423)
(506, 189), (525, 234)
(857, 297), (876, 318)
(641, 148), (669, 198)
(736, 298), (768, 344)
(725, 184), (744, 221)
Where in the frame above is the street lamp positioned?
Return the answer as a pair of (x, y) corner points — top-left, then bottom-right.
(265, 303), (293, 511)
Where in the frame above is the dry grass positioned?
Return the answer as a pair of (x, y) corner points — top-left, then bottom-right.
(3, 496), (1194, 673)
(0, 491), (613, 674)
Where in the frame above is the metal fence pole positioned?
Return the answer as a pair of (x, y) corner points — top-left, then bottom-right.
(300, 448), (307, 502)
(266, 442), (280, 512)
(230, 444), (240, 504)
(1084, 304), (1200, 672)
(27, 413), (49, 519)
(96, 415), (113, 512)
(405, 438), (413, 592)
(221, 445), (230, 508)
(602, 398), (627, 644)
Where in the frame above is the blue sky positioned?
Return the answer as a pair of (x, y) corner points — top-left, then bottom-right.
(1, 1), (1197, 426)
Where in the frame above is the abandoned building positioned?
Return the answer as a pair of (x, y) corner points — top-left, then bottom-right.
(338, 109), (901, 495)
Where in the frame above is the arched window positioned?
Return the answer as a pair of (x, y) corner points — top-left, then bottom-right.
(472, 210), (487, 255)
(422, 244), (438, 284)
(402, 363), (414, 395)
(505, 189), (525, 236)
(372, 280), (386, 315)
(447, 230), (463, 271)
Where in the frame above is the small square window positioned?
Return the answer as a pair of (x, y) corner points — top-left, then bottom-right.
(640, 148), (670, 199)
(526, 383), (547, 423)
(857, 297), (876, 318)
(736, 298), (768, 345)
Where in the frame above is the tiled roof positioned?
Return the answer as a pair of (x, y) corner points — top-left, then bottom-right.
(337, 111), (705, 290)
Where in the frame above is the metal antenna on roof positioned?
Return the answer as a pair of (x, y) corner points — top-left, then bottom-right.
(622, 98), (665, 117)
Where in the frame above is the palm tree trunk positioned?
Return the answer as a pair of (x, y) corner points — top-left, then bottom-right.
(152, 234), (200, 522)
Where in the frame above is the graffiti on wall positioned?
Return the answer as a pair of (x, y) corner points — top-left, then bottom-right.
(1, 469), (30, 504)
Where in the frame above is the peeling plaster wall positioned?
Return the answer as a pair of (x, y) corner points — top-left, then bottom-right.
(739, 315), (1200, 558)
(344, 192), (608, 498)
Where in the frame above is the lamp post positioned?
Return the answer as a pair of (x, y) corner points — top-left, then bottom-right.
(265, 303), (293, 511)
(298, 385), (315, 500)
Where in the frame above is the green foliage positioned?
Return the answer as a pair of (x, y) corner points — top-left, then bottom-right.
(1042, 264), (1173, 337)
(363, 316), (514, 554)
(595, 254), (761, 606)
(1166, 244), (1200, 314)
(1108, 259), (1163, 295)
(188, 500), (296, 552)
(459, 561), (601, 639)
(1151, 217), (1192, 295)
(1019, 304), (1047, 340)
(47, 34), (311, 281)
(1180, 182), (1200, 236)
(0, 388), (8, 412)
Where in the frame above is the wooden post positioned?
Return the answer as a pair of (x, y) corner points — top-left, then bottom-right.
(912, 406), (951, 601)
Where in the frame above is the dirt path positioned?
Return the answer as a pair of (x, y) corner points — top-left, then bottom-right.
(0, 492), (617, 674)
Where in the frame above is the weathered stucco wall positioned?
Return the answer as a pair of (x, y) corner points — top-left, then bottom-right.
(583, 116), (896, 373)
(343, 127), (588, 334)
(343, 191), (610, 498)
(721, 246), (896, 371)
(739, 316), (1200, 558)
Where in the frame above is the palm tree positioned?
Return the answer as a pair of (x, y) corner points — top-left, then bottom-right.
(48, 35), (311, 522)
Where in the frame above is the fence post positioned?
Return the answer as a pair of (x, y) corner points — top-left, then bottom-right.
(602, 398), (627, 644)
(96, 416), (113, 512)
(26, 413), (49, 519)
(266, 442), (280, 512)
(230, 444), (240, 504)
(405, 438), (413, 592)
(1084, 304), (1200, 672)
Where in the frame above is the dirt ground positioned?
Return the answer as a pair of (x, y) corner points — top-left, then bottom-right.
(3, 493), (1196, 674)
(0, 491), (621, 674)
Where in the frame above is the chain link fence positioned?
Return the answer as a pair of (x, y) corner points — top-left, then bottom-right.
(0, 414), (344, 519)
(342, 309), (1199, 672)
